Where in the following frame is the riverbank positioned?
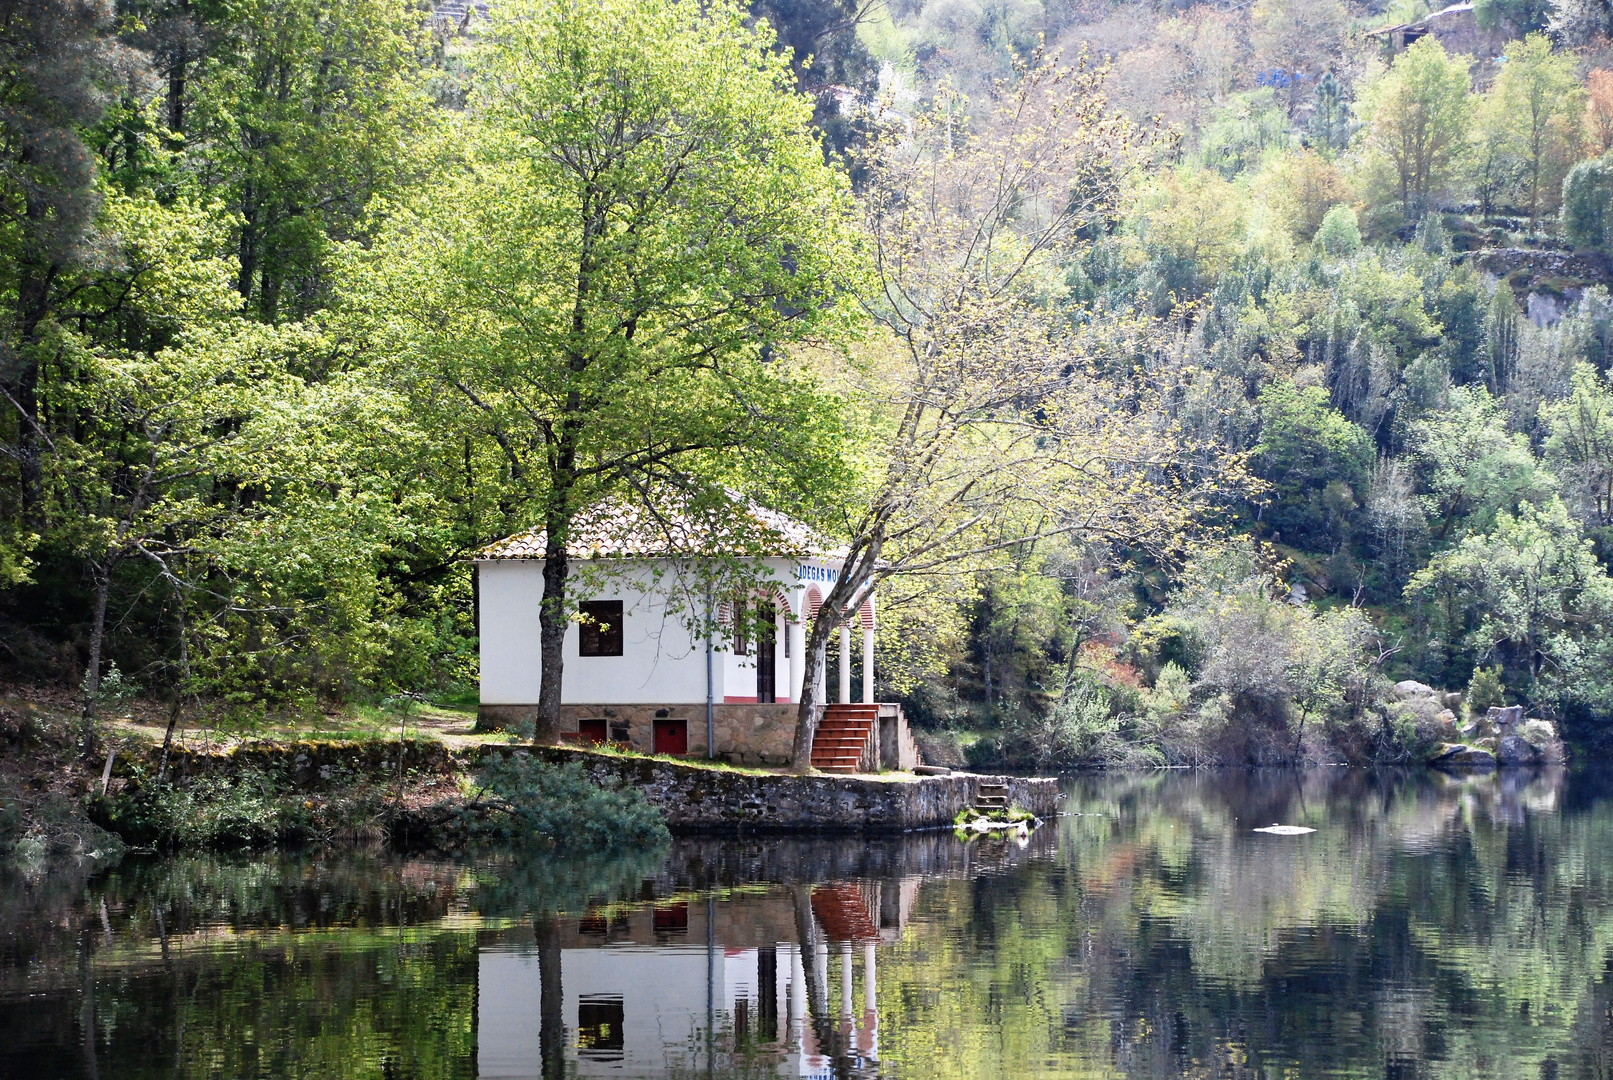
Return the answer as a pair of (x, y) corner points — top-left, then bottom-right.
(0, 692), (1059, 857)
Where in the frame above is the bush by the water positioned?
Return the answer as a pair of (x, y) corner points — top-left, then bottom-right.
(101, 768), (314, 848)
(969, 546), (1436, 769)
(472, 755), (669, 852)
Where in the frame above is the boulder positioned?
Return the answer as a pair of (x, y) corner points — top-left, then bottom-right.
(1519, 718), (1556, 747)
(1497, 734), (1541, 766)
(1487, 705), (1524, 733)
(1430, 743), (1497, 769)
(1443, 692), (1465, 711)
(1394, 696), (1458, 740)
(1394, 680), (1438, 700)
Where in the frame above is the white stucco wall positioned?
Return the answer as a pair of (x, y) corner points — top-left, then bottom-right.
(477, 945), (796, 1079)
(477, 556), (842, 706)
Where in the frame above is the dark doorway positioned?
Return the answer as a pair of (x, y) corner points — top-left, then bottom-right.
(755, 602), (777, 703)
(577, 717), (607, 745)
(653, 717), (687, 755)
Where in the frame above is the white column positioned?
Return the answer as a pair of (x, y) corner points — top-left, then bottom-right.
(862, 627), (875, 704)
(788, 619), (806, 703)
(788, 943), (806, 1050)
(863, 944), (876, 1011)
(814, 637), (825, 704)
(838, 625), (851, 704)
(840, 943), (854, 1017)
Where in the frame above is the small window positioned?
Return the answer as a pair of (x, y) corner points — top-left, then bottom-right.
(578, 600), (624, 656)
(576, 996), (625, 1061)
(732, 598), (748, 656)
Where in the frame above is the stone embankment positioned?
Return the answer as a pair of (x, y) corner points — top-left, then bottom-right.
(531, 746), (1061, 832)
(139, 738), (1060, 835)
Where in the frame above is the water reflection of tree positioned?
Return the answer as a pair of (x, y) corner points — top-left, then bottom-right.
(0, 843), (668, 1079)
(873, 767), (1613, 1079)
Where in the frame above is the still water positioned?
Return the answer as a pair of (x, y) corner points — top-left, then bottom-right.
(5, 767), (1613, 1079)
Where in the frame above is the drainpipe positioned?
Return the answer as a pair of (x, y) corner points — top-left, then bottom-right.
(705, 587), (715, 759)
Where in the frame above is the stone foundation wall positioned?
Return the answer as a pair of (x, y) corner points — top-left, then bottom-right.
(528, 746), (1061, 832)
(479, 703), (799, 766)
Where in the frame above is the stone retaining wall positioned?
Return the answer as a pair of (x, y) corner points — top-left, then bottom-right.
(529, 746), (1061, 832)
(479, 703), (798, 765)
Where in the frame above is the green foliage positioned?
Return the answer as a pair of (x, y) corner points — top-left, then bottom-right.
(1306, 71), (1353, 156)
(1315, 204), (1362, 256)
(1563, 157), (1613, 250)
(1200, 89), (1293, 179)
(1358, 36), (1474, 222)
(1410, 498), (1613, 712)
(1467, 664), (1507, 713)
(1475, 0), (1554, 33)
(1252, 381), (1374, 549)
(105, 768), (311, 849)
(473, 755), (670, 852)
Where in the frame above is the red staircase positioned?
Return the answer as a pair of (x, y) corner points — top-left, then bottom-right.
(811, 704), (878, 773)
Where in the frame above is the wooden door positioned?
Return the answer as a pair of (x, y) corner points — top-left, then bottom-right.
(577, 717), (608, 745)
(653, 717), (687, 755)
(755, 602), (776, 703)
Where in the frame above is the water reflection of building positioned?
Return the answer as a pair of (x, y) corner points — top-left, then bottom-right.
(477, 881), (916, 1079)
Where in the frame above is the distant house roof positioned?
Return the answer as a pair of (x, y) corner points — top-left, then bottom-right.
(1365, 3), (1477, 40)
(477, 491), (840, 561)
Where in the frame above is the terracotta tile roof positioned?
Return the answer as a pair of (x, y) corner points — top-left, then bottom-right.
(477, 491), (841, 561)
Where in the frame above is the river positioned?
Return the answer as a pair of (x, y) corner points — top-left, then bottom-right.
(3, 766), (1610, 1078)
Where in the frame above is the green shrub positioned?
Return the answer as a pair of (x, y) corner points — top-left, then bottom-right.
(103, 768), (309, 848)
(1316, 204), (1362, 256)
(474, 756), (669, 852)
(1563, 157), (1613, 250)
(1467, 665), (1507, 716)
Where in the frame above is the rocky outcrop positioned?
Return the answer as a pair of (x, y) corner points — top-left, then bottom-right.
(1430, 743), (1497, 769)
(1392, 681), (1461, 742)
(1497, 735), (1542, 766)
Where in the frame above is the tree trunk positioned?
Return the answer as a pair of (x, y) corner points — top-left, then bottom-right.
(158, 611), (190, 782)
(788, 627), (830, 773)
(535, 914), (565, 1080)
(81, 556), (115, 756)
(536, 519), (570, 746)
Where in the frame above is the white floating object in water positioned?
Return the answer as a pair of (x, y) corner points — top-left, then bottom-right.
(1253, 824), (1316, 835)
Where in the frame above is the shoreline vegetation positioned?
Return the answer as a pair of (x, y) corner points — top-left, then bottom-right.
(0, 684), (1559, 867)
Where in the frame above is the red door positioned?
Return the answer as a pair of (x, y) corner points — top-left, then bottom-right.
(578, 717), (608, 745)
(653, 717), (687, 755)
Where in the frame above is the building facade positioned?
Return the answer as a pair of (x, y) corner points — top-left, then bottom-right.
(474, 496), (888, 767)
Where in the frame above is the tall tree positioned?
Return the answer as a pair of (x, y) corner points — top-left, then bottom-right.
(179, 0), (439, 322)
(1480, 33), (1582, 227)
(346, 0), (861, 743)
(786, 55), (1223, 771)
(1359, 36), (1473, 223)
(0, 0), (143, 537)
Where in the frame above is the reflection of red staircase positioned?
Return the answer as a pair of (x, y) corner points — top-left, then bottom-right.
(810, 883), (880, 943)
(811, 704), (878, 773)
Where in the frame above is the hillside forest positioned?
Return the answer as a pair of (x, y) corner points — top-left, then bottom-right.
(10, 0), (1613, 770)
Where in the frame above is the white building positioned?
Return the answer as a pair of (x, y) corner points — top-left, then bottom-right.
(475, 495), (913, 769)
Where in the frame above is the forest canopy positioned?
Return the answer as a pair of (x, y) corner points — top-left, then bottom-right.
(8, 0), (1613, 767)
